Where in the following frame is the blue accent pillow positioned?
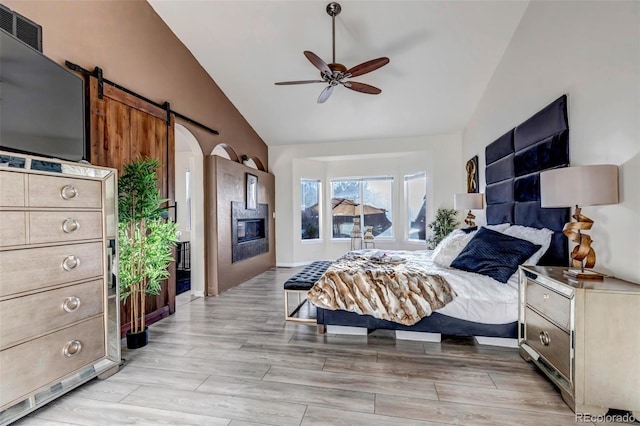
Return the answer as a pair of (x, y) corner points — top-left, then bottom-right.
(450, 227), (541, 283)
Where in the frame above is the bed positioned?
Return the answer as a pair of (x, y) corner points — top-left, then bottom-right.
(312, 95), (570, 343)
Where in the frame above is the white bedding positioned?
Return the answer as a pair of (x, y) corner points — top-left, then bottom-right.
(387, 250), (519, 325)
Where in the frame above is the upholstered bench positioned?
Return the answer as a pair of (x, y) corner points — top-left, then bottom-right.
(284, 261), (332, 324)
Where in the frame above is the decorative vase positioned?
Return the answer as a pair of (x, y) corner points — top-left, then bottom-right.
(126, 327), (148, 349)
(363, 226), (374, 241)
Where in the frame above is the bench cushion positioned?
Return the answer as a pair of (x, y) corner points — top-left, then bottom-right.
(284, 261), (332, 290)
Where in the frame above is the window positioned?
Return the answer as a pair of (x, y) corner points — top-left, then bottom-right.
(331, 177), (393, 239)
(405, 172), (426, 241)
(301, 179), (321, 240)
(185, 169), (191, 231)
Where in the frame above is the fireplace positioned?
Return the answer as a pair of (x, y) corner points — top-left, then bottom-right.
(231, 201), (269, 263)
(237, 218), (265, 243)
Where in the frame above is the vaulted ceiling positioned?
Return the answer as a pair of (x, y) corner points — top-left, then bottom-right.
(149, 1), (529, 146)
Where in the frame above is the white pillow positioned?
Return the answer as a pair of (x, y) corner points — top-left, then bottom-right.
(503, 225), (553, 265)
(432, 230), (475, 267)
(485, 223), (511, 232)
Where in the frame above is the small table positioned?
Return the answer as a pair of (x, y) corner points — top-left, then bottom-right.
(518, 265), (640, 416)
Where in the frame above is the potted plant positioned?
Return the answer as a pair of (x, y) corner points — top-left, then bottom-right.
(118, 157), (177, 349)
(426, 208), (460, 249)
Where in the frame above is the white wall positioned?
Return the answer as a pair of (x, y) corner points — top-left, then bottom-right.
(174, 151), (191, 241)
(270, 134), (462, 266)
(463, 1), (640, 282)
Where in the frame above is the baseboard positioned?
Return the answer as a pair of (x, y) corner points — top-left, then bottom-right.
(326, 325), (368, 335)
(277, 260), (334, 268)
(474, 336), (518, 348)
(395, 330), (441, 342)
(277, 262), (311, 268)
(192, 290), (204, 298)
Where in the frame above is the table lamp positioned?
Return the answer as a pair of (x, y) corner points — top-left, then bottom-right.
(540, 164), (619, 279)
(454, 193), (484, 227)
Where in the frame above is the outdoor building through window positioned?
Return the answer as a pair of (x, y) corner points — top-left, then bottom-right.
(330, 177), (393, 239)
(301, 179), (321, 240)
(405, 172), (427, 241)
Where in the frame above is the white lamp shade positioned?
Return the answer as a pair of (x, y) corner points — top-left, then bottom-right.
(454, 193), (484, 210)
(540, 165), (619, 208)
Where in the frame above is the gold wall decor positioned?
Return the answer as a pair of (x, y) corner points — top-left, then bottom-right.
(466, 155), (479, 193)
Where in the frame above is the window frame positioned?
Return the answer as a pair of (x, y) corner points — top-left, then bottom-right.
(404, 172), (427, 242)
(300, 178), (322, 242)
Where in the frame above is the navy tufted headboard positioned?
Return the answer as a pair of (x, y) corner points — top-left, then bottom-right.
(485, 95), (570, 266)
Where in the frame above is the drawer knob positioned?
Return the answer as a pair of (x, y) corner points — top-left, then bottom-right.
(63, 296), (81, 313)
(539, 331), (551, 346)
(62, 255), (80, 271)
(61, 184), (78, 200)
(63, 340), (82, 357)
(62, 218), (80, 233)
(543, 293), (550, 300)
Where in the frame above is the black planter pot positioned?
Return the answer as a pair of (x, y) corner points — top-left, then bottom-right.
(126, 327), (148, 349)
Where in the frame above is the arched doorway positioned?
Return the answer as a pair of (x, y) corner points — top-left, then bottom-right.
(174, 123), (205, 297)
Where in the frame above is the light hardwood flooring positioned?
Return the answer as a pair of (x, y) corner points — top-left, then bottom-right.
(16, 267), (628, 425)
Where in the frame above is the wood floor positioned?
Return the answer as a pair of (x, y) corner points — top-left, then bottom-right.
(16, 267), (619, 425)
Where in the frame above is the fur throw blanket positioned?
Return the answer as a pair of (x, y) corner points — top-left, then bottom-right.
(307, 250), (456, 325)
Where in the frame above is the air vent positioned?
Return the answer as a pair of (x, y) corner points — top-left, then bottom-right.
(0, 4), (42, 52)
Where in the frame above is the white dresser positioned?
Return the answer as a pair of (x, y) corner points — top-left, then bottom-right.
(519, 265), (640, 417)
(0, 152), (120, 425)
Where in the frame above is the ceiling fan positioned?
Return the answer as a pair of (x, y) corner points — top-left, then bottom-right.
(275, 2), (390, 104)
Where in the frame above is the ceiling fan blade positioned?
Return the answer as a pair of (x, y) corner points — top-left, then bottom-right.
(343, 81), (382, 95)
(346, 57), (390, 78)
(275, 80), (325, 85)
(304, 51), (331, 75)
(317, 85), (334, 103)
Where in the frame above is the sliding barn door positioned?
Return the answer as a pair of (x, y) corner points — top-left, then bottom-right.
(88, 76), (176, 333)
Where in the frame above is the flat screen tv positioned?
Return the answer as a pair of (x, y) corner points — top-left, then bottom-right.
(0, 28), (86, 162)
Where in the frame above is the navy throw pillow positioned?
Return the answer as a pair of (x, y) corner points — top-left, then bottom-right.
(450, 227), (541, 283)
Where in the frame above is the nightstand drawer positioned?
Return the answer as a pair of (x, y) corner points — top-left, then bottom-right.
(28, 175), (102, 208)
(28, 211), (102, 244)
(0, 171), (25, 207)
(526, 278), (571, 330)
(0, 279), (104, 350)
(525, 307), (571, 380)
(0, 316), (105, 409)
(0, 242), (103, 297)
(0, 211), (26, 247)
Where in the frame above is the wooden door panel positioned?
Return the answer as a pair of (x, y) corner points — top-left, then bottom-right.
(88, 75), (176, 333)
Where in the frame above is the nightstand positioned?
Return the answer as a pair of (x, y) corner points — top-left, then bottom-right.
(518, 265), (640, 416)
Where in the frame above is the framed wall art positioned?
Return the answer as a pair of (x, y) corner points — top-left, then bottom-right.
(466, 155), (479, 193)
(246, 173), (258, 210)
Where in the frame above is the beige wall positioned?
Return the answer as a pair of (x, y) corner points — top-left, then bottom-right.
(3, 0), (268, 166)
(270, 134), (462, 266)
(205, 157), (276, 295)
(462, 1), (639, 283)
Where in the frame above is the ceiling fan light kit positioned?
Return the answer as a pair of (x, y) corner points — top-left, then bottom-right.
(275, 2), (389, 103)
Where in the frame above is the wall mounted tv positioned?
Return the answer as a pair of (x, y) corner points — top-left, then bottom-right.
(0, 28), (86, 162)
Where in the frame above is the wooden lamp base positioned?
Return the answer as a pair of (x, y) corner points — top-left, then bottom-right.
(563, 269), (604, 280)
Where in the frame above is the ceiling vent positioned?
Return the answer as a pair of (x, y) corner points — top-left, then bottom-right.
(0, 4), (42, 52)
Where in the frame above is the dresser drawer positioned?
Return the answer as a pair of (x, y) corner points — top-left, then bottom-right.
(0, 242), (103, 297)
(0, 316), (105, 408)
(0, 280), (104, 350)
(525, 307), (571, 380)
(0, 171), (25, 207)
(28, 211), (102, 244)
(0, 211), (26, 247)
(526, 278), (571, 330)
(28, 174), (102, 208)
